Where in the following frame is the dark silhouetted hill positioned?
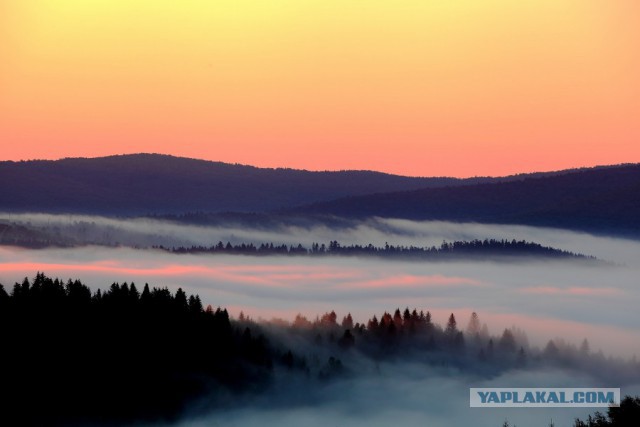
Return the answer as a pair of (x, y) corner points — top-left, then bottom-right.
(290, 164), (640, 236)
(1, 154), (615, 216)
(2, 155), (638, 235)
(0, 154), (478, 215)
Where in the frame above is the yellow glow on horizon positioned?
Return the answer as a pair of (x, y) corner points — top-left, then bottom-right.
(1, 1), (638, 176)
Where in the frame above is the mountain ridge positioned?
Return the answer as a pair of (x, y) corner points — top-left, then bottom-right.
(288, 164), (640, 236)
(4, 152), (635, 178)
(2, 154), (639, 237)
(0, 153), (458, 215)
(5, 152), (621, 216)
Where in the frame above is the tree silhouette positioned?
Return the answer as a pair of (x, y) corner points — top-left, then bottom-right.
(0, 273), (283, 425)
(367, 315), (379, 330)
(165, 238), (592, 260)
(499, 329), (517, 353)
(466, 312), (481, 339)
(338, 329), (355, 349)
(342, 313), (354, 329)
(393, 308), (403, 329)
(574, 395), (640, 426)
(580, 338), (590, 355)
(445, 313), (458, 337)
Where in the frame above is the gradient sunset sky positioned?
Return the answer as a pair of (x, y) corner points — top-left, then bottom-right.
(1, 1), (639, 177)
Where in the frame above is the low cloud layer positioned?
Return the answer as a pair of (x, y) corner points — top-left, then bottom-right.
(2, 215), (639, 426)
(3, 213), (640, 264)
(1, 245), (638, 356)
(174, 365), (640, 427)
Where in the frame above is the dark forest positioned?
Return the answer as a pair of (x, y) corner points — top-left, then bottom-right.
(1, 273), (637, 426)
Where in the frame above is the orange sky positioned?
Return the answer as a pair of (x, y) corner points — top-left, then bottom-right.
(1, 1), (639, 177)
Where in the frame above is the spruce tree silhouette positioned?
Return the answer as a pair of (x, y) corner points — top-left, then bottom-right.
(574, 395), (640, 426)
(0, 273), (277, 426)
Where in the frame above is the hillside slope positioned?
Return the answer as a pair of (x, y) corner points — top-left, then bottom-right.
(290, 164), (640, 235)
(0, 154), (465, 214)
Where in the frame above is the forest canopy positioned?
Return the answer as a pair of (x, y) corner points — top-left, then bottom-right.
(0, 273), (636, 425)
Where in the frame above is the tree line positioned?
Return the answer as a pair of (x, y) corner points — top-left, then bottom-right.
(161, 238), (593, 260)
(0, 273), (289, 425)
(1, 273), (635, 425)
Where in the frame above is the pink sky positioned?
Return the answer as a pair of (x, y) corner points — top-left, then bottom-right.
(1, 1), (639, 176)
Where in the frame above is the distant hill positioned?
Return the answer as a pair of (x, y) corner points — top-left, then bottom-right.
(0, 154), (492, 215)
(2, 155), (638, 235)
(165, 239), (596, 262)
(290, 164), (640, 236)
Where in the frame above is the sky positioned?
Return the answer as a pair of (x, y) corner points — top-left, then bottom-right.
(1, 1), (639, 177)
